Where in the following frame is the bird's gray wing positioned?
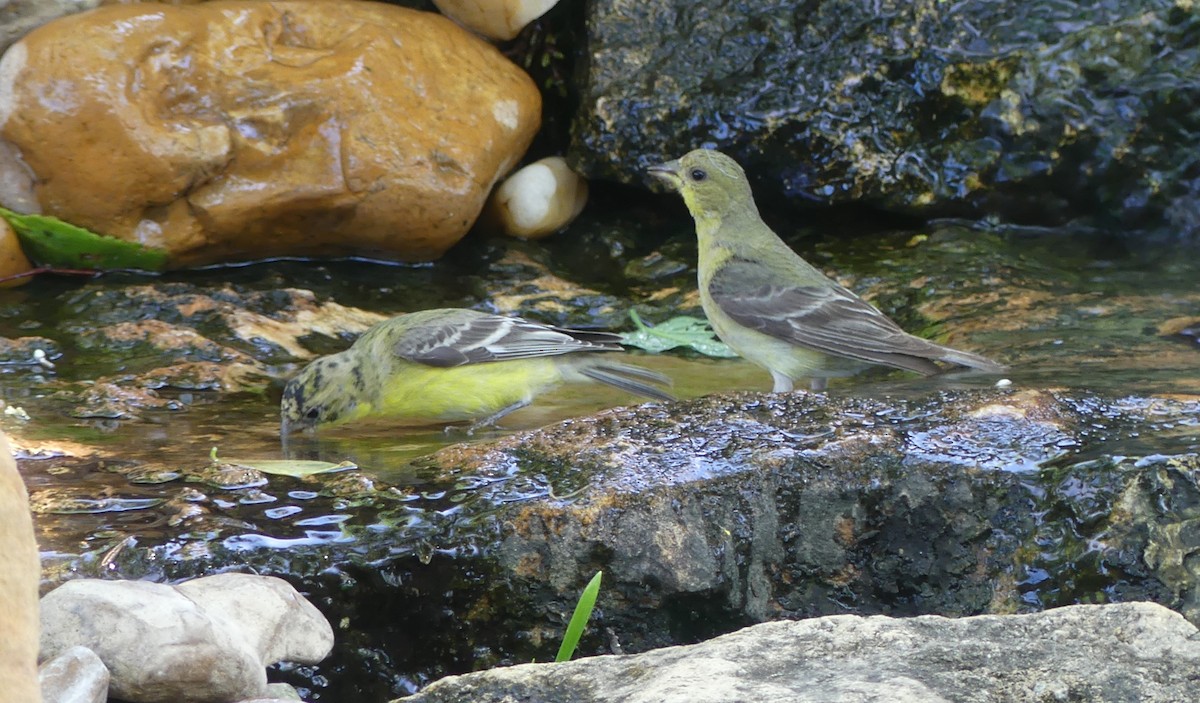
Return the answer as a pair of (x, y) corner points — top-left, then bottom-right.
(394, 310), (622, 368)
(708, 259), (944, 375)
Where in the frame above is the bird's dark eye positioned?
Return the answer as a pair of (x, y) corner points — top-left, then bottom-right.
(305, 408), (320, 420)
(690, 168), (707, 182)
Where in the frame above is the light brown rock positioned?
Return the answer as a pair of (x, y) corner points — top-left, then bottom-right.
(0, 1), (540, 268)
(0, 431), (41, 703)
(0, 216), (33, 287)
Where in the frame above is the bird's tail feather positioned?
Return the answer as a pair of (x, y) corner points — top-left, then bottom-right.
(934, 345), (1007, 373)
(578, 362), (675, 402)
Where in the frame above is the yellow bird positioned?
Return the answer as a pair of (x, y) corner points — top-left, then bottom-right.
(649, 149), (1004, 392)
(280, 308), (672, 433)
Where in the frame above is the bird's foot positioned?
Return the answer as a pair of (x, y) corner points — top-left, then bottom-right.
(451, 400), (531, 436)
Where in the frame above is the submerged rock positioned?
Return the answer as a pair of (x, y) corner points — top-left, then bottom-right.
(399, 602), (1200, 703)
(572, 0), (1200, 231)
(0, 1), (540, 267)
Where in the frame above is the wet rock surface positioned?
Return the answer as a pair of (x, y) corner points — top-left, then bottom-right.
(398, 602), (1200, 703)
(19, 387), (1199, 699)
(0, 218), (1193, 699)
(572, 0), (1200, 231)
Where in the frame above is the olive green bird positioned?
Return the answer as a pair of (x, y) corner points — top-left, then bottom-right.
(280, 308), (673, 434)
(648, 149), (1005, 392)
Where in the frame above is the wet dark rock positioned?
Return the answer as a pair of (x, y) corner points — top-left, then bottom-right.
(0, 335), (59, 371)
(0, 281), (388, 424)
(68, 382), (182, 420)
(572, 0), (1200, 230)
(24, 388), (1200, 699)
(398, 602), (1200, 703)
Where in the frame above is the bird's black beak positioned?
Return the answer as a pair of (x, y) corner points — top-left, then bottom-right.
(647, 159), (683, 189)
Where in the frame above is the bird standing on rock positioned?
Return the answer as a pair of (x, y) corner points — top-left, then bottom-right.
(648, 149), (1005, 392)
(280, 308), (672, 434)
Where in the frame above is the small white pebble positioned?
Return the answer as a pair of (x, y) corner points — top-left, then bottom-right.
(4, 405), (31, 421)
(995, 378), (1013, 388)
(33, 348), (55, 369)
(434, 0), (561, 41)
(489, 156), (588, 239)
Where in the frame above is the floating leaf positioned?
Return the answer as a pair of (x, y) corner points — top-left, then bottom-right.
(234, 459), (357, 478)
(621, 309), (738, 358)
(0, 207), (168, 271)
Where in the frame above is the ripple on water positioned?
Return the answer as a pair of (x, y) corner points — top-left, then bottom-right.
(223, 530), (356, 551)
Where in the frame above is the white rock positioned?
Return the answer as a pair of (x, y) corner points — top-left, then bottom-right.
(176, 573), (333, 666)
(261, 682), (303, 700)
(39, 574), (334, 703)
(433, 0), (561, 41)
(489, 156), (588, 239)
(38, 646), (108, 703)
(400, 603), (1200, 703)
(236, 685), (303, 703)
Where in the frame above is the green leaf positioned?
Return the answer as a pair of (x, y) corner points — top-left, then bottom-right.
(555, 570), (602, 663)
(621, 309), (738, 358)
(0, 207), (168, 271)
(235, 459), (357, 478)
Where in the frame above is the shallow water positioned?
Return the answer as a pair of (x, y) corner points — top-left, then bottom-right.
(6, 216), (1198, 506)
(5, 211), (1199, 699)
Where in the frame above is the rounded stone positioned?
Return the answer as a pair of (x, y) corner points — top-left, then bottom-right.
(0, 1), (541, 268)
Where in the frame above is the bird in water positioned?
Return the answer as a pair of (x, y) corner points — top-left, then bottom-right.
(648, 148), (1005, 392)
(280, 308), (672, 434)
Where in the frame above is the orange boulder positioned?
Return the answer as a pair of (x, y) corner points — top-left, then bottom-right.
(0, 1), (541, 267)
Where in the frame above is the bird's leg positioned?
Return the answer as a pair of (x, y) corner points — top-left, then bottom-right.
(458, 400), (530, 435)
(809, 377), (828, 392)
(771, 371), (795, 393)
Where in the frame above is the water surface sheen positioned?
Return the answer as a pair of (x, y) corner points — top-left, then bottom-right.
(3, 216), (1198, 699)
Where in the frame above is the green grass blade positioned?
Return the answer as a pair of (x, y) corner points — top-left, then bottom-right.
(555, 570), (602, 662)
